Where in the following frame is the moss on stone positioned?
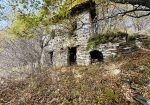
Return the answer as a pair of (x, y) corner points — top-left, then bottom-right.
(87, 31), (128, 50)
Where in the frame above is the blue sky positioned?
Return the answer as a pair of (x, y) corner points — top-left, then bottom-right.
(0, 0), (44, 30)
(0, 20), (9, 29)
(0, 0), (11, 30)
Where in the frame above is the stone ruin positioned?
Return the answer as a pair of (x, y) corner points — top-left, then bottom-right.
(42, 0), (150, 67)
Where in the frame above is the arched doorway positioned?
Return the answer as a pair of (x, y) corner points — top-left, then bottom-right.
(90, 50), (103, 64)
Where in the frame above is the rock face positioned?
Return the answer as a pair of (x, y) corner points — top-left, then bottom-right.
(43, 1), (149, 67)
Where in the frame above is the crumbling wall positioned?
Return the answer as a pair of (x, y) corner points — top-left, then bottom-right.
(45, 7), (147, 67)
(87, 42), (120, 62)
(45, 33), (68, 67)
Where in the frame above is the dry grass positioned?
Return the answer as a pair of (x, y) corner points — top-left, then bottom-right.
(0, 50), (150, 105)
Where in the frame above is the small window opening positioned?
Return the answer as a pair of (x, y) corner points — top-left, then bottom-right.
(72, 20), (77, 31)
(49, 51), (53, 65)
(90, 50), (103, 64)
(68, 47), (77, 65)
(51, 30), (55, 39)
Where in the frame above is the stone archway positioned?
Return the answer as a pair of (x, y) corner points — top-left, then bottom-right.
(90, 50), (103, 64)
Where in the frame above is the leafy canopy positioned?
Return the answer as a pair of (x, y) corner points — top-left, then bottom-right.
(7, 0), (117, 38)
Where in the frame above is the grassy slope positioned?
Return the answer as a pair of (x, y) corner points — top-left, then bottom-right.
(0, 49), (150, 105)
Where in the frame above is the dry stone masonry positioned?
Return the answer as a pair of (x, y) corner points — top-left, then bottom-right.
(43, 0), (150, 67)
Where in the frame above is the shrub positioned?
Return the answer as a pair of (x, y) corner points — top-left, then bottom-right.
(102, 87), (121, 102)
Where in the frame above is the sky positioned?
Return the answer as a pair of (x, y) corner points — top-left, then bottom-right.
(0, 0), (11, 30)
(0, 0), (44, 30)
(0, 20), (9, 29)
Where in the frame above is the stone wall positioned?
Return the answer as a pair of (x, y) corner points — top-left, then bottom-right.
(96, 42), (120, 62)
(53, 49), (68, 67)
(44, 5), (150, 67)
(44, 10), (93, 67)
(74, 11), (92, 65)
(77, 45), (91, 65)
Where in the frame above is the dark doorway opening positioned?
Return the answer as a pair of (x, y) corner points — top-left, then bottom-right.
(68, 47), (77, 65)
(49, 51), (53, 65)
(90, 50), (103, 64)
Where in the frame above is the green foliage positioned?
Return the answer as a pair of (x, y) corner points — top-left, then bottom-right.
(10, 13), (42, 38)
(87, 31), (128, 50)
(0, 0), (116, 39)
(97, 96), (102, 105)
(3, 0), (110, 33)
(102, 87), (120, 102)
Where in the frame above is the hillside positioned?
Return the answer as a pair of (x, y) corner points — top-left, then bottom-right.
(0, 49), (150, 105)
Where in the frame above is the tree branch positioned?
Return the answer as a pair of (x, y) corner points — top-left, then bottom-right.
(110, 0), (150, 8)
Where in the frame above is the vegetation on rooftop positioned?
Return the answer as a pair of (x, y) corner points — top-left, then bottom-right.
(87, 31), (128, 50)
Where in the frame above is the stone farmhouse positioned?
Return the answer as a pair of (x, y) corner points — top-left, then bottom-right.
(43, 0), (145, 67)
